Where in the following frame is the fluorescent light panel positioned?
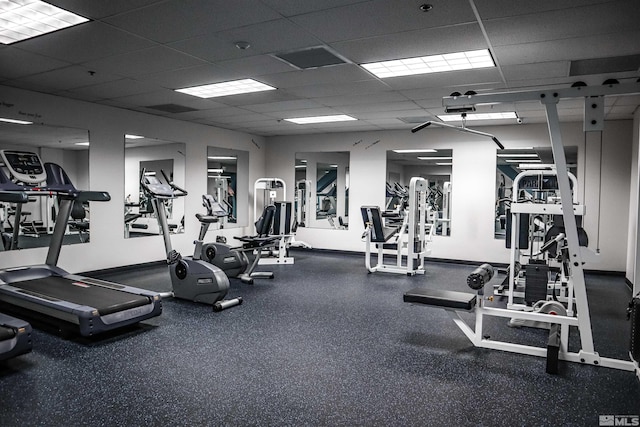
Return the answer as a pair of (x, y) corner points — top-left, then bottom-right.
(176, 79), (276, 98)
(0, 117), (32, 124)
(208, 168), (224, 173)
(125, 134), (144, 139)
(285, 114), (356, 124)
(438, 112), (517, 122)
(436, 162), (453, 166)
(0, 0), (89, 45)
(362, 49), (494, 78)
(208, 156), (236, 160)
(392, 149), (437, 154)
(74, 142), (90, 146)
(506, 159), (540, 163)
(417, 156), (452, 161)
(497, 153), (538, 158)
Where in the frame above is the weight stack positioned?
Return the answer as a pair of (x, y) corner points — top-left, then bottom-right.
(524, 261), (549, 306)
(631, 294), (640, 363)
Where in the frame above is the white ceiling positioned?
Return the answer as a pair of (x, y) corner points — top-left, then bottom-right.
(1, 0), (639, 136)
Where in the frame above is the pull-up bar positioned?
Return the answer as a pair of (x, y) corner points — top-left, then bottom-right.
(411, 120), (505, 149)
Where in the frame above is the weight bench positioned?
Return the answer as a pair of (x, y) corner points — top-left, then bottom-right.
(403, 288), (477, 311)
(403, 263), (563, 374)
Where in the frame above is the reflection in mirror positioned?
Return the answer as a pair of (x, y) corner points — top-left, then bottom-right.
(0, 121), (90, 249)
(207, 147), (249, 229)
(494, 146), (578, 239)
(386, 149), (452, 236)
(124, 135), (186, 238)
(295, 152), (349, 230)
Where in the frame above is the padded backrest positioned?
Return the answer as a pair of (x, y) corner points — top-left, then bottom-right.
(255, 205), (276, 237)
(202, 194), (216, 214)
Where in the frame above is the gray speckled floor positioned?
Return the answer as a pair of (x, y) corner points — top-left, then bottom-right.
(1, 250), (639, 426)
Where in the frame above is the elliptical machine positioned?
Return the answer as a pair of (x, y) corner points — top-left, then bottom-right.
(140, 170), (241, 311)
(198, 195), (277, 285)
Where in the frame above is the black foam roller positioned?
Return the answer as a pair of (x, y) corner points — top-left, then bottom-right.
(467, 263), (494, 290)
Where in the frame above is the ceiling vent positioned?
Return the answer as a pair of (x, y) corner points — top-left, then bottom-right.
(145, 104), (198, 113)
(274, 46), (348, 70)
(570, 54), (640, 76)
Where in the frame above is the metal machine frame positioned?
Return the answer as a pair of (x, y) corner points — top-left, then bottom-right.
(408, 81), (640, 376)
(361, 177), (433, 275)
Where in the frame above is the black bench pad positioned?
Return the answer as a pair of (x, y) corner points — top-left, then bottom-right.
(404, 288), (477, 311)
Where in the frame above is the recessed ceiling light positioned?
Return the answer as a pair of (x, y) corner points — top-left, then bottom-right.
(0, 117), (32, 124)
(438, 112), (517, 121)
(417, 156), (453, 160)
(0, 0), (89, 45)
(74, 142), (90, 146)
(295, 165), (306, 169)
(284, 114), (357, 124)
(125, 134), (144, 139)
(436, 162), (453, 166)
(208, 168), (224, 173)
(361, 49), (494, 78)
(392, 149), (437, 154)
(176, 79), (276, 98)
(497, 153), (538, 158)
(208, 156), (237, 160)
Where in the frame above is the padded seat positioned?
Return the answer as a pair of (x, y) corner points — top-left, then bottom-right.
(404, 287), (477, 311)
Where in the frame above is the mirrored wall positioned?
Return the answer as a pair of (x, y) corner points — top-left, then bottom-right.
(0, 121), (90, 250)
(207, 146), (249, 229)
(386, 149), (452, 236)
(124, 135), (186, 238)
(295, 152), (349, 230)
(494, 146), (578, 239)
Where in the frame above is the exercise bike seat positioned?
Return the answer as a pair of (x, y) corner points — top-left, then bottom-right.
(196, 213), (219, 224)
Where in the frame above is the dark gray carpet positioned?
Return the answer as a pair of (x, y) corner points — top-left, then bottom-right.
(1, 250), (639, 426)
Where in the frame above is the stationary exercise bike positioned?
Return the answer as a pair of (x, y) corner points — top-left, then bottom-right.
(198, 194), (277, 285)
(140, 170), (241, 311)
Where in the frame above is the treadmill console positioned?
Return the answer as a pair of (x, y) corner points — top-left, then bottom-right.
(0, 150), (46, 184)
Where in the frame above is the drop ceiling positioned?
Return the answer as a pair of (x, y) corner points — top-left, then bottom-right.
(1, 0), (639, 136)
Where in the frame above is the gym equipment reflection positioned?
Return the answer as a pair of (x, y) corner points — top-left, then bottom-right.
(386, 149), (452, 236)
(124, 135), (186, 238)
(294, 152), (349, 230)
(0, 122), (90, 249)
(207, 146), (249, 229)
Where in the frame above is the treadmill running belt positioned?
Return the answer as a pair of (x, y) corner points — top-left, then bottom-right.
(12, 276), (150, 316)
(0, 325), (16, 341)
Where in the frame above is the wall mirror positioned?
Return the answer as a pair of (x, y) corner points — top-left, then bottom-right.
(494, 146), (578, 239)
(0, 121), (90, 250)
(206, 147), (249, 229)
(295, 152), (349, 230)
(386, 149), (452, 236)
(124, 135), (186, 238)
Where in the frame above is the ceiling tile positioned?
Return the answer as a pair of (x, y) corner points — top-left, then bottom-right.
(0, 47), (71, 80)
(475, 0), (621, 19)
(313, 91), (408, 107)
(260, 0), (370, 17)
(291, 0), (475, 43)
(259, 65), (372, 89)
(284, 80), (390, 98)
(501, 61), (569, 81)
(8, 66), (122, 91)
(64, 78), (163, 100)
(143, 65), (237, 90)
(217, 55), (296, 77)
(103, 0), (281, 43)
(331, 23), (486, 64)
(243, 99), (325, 113)
(484, 1), (640, 47)
(380, 68), (504, 91)
(46, 0), (165, 19)
(14, 22), (154, 64)
(493, 30), (640, 65)
(81, 47), (208, 78)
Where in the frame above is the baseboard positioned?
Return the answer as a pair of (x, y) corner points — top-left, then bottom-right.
(81, 260), (166, 277)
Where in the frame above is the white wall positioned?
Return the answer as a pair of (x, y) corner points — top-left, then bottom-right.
(626, 108), (640, 293)
(265, 121), (633, 271)
(0, 85), (266, 273)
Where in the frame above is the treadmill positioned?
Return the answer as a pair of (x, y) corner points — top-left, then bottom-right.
(0, 186), (33, 360)
(0, 151), (162, 337)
